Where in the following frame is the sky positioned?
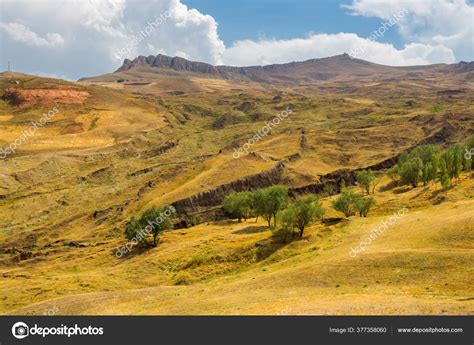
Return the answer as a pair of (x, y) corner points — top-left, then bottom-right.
(0, 0), (473, 80)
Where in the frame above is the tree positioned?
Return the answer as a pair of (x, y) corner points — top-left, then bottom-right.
(421, 162), (433, 186)
(356, 170), (377, 195)
(250, 190), (264, 222)
(465, 158), (472, 172)
(451, 144), (463, 182)
(253, 185), (288, 227)
(340, 178), (346, 191)
(139, 205), (176, 246)
(467, 135), (474, 151)
(399, 157), (423, 188)
(223, 192), (251, 222)
(332, 190), (361, 218)
(356, 197), (376, 217)
(281, 195), (325, 237)
(429, 154), (439, 181)
(387, 165), (399, 182)
(439, 173), (450, 195)
(439, 157), (447, 177)
(124, 215), (141, 241)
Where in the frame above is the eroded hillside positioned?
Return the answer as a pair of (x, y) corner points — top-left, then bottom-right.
(0, 61), (473, 314)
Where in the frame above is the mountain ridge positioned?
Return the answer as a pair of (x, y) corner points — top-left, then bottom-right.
(77, 53), (474, 86)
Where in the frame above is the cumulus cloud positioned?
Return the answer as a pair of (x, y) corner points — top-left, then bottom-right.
(0, 0), (471, 79)
(222, 33), (455, 66)
(344, 0), (474, 61)
(0, 22), (63, 47)
(0, 0), (225, 79)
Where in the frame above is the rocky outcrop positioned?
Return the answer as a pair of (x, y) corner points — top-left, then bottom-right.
(3, 87), (89, 108)
(171, 162), (285, 223)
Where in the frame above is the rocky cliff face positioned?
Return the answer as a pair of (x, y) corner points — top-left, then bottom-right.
(117, 54), (246, 77)
(171, 162), (286, 226)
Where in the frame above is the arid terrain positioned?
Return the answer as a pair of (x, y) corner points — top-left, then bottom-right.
(0, 54), (473, 315)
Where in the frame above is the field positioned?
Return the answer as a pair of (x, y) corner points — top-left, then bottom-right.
(0, 58), (473, 315)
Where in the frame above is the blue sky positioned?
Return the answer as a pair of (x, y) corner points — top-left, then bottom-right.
(183, 0), (403, 48)
(1, 0), (473, 79)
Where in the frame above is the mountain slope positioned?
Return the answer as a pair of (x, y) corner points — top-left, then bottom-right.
(82, 53), (474, 85)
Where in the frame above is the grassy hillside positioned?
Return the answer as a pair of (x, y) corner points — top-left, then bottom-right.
(0, 70), (473, 315)
(3, 175), (473, 315)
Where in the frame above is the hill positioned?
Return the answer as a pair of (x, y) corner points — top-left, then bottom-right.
(0, 55), (473, 315)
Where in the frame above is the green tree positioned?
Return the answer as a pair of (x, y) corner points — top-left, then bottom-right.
(387, 165), (399, 182)
(332, 190), (361, 218)
(356, 170), (377, 195)
(466, 134), (474, 151)
(340, 178), (346, 191)
(399, 157), (423, 188)
(421, 162), (433, 186)
(451, 144), (463, 182)
(253, 185), (288, 227)
(124, 215), (141, 241)
(139, 205), (176, 246)
(430, 154), (440, 181)
(355, 197), (376, 217)
(281, 195), (325, 237)
(465, 158), (472, 172)
(439, 173), (450, 194)
(439, 157), (447, 176)
(223, 192), (252, 222)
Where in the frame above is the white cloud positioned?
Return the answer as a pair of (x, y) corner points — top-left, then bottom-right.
(0, 22), (63, 47)
(0, 0), (471, 80)
(0, 0), (224, 79)
(222, 33), (455, 66)
(344, 0), (474, 61)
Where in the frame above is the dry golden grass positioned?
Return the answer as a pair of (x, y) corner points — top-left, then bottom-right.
(2, 175), (473, 315)
(1, 73), (473, 316)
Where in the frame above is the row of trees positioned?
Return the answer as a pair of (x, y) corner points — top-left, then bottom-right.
(223, 183), (376, 239)
(387, 139), (473, 191)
